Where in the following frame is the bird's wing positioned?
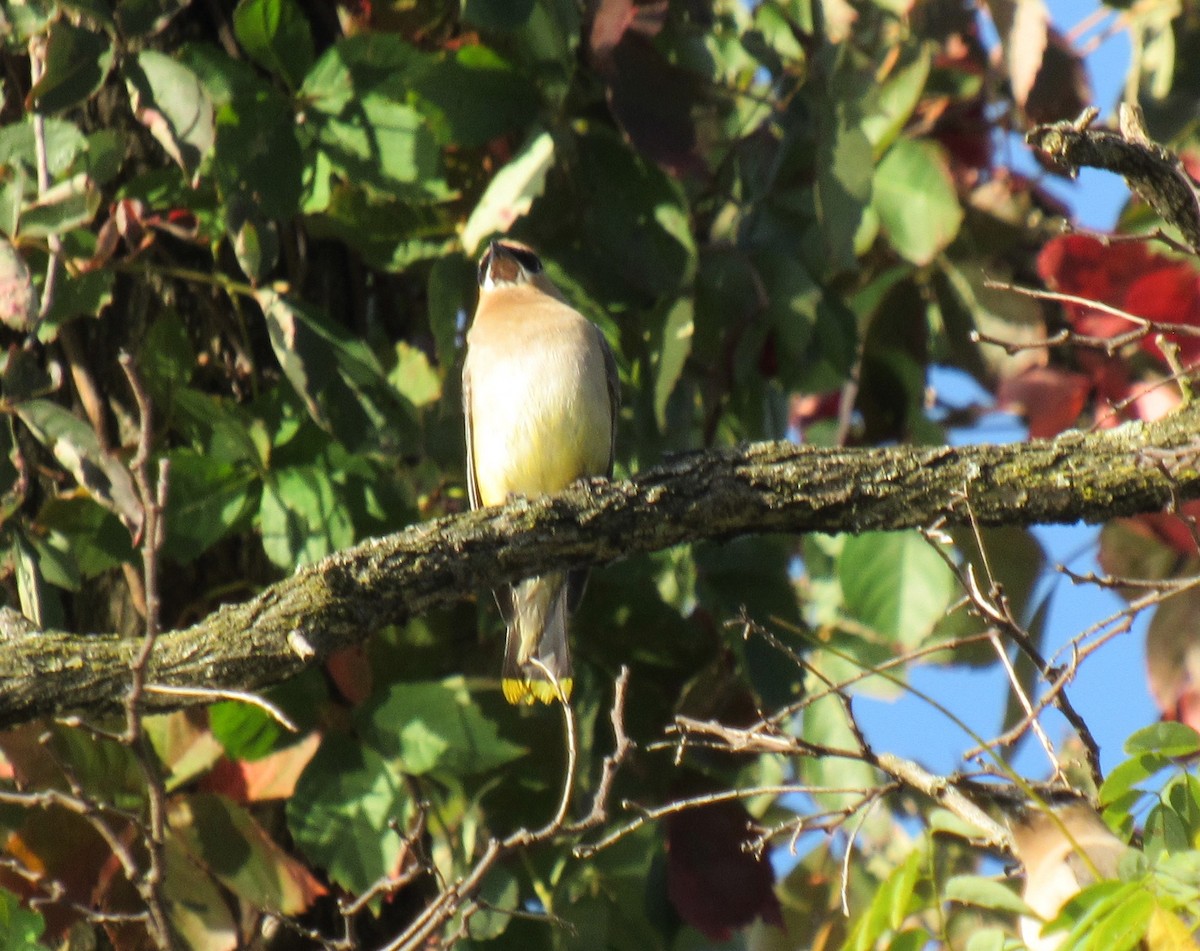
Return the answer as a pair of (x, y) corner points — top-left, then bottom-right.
(599, 326), (620, 477)
(462, 360), (481, 510)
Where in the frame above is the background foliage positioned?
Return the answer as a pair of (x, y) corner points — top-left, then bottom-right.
(3, 0), (1200, 947)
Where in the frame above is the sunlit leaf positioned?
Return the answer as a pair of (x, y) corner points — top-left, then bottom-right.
(360, 679), (525, 778)
(0, 887), (48, 951)
(839, 531), (957, 647)
(16, 398), (143, 534)
(125, 50), (215, 181)
(461, 129), (555, 254)
(259, 463), (354, 570)
(873, 137), (963, 265)
(945, 875), (1036, 916)
(653, 296), (694, 429)
(1126, 722), (1200, 758)
(287, 737), (410, 893)
(232, 0), (314, 90)
(174, 793), (326, 915)
(28, 20), (113, 113)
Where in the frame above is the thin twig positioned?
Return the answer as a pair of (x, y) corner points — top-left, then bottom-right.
(379, 668), (633, 951)
(117, 354), (175, 950)
(27, 37), (64, 338)
(143, 684), (300, 733)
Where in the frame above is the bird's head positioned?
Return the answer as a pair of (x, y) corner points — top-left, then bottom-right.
(478, 239), (550, 292)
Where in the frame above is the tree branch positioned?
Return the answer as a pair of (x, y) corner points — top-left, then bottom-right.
(4, 406), (1200, 728)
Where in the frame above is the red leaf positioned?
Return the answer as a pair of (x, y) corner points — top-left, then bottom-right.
(1038, 235), (1200, 362)
(1023, 28), (1091, 125)
(326, 644), (374, 705)
(996, 365), (1089, 437)
(588, 0), (705, 175)
(666, 801), (784, 940)
(590, 0), (667, 57)
(200, 733), (321, 803)
(1124, 266), (1200, 362)
(790, 391), (841, 435)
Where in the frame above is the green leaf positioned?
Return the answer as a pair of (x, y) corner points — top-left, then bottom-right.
(816, 98), (873, 273)
(1040, 881), (1140, 949)
(176, 793), (322, 915)
(125, 50), (215, 180)
(232, 0), (314, 90)
(158, 446), (254, 564)
(0, 117), (85, 177)
(560, 128), (696, 298)
(653, 297), (694, 429)
(460, 867), (520, 940)
(162, 836), (237, 950)
(408, 45), (538, 148)
(1100, 753), (1170, 805)
(1145, 803), (1191, 860)
(1069, 882), (1154, 951)
(1124, 722), (1200, 758)
(256, 288), (414, 450)
(962, 927), (1015, 951)
(28, 20), (114, 113)
(288, 737), (410, 893)
(213, 88), (303, 219)
(139, 310), (195, 399)
(19, 173), (102, 239)
(461, 128), (555, 254)
(389, 342), (441, 408)
(114, 0), (189, 37)
(301, 36), (442, 197)
(360, 679), (526, 779)
(303, 184), (455, 270)
(887, 930), (933, 951)
(426, 252), (475, 370)
(12, 535), (56, 628)
(862, 48), (932, 158)
(209, 701), (286, 761)
(873, 137), (963, 265)
(16, 399), (143, 533)
(226, 194), (280, 284)
(260, 463), (354, 570)
(0, 887), (48, 951)
(847, 846), (924, 951)
(38, 268), (113, 340)
(838, 531), (957, 646)
(753, 249), (821, 379)
(37, 495), (135, 578)
(462, 0), (535, 30)
(944, 875), (1035, 916)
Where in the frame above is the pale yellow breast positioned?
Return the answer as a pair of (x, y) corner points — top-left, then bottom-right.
(466, 292), (612, 508)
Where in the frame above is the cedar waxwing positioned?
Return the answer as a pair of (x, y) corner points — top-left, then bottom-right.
(1010, 802), (1129, 950)
(462, 240), (619, 704)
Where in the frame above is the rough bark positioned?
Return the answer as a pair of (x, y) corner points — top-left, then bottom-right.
(3, 406), (1199, 729)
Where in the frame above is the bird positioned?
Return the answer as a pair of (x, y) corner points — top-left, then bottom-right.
(462, 239), (619, 704)
(1009, 801), (1129, 950)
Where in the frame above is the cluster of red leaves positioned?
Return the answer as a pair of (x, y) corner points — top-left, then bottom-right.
(998, 234), (1200, 444)
(1003, 234), (1200, 561)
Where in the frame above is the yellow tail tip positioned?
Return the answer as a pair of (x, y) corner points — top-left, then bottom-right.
(502, 678), (573, 705)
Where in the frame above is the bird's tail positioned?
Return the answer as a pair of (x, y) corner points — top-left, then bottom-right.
(502, 574), (573, 704)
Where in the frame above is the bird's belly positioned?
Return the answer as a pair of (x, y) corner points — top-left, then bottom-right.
(470, 349), (610, 506)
